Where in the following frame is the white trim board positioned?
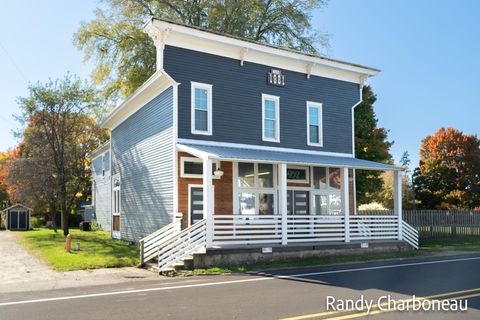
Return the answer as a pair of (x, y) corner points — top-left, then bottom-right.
(102, 70), (177, 130)
(145, 19), (379, 85)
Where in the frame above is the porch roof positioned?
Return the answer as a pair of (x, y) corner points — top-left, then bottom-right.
(177, 143), (403, 171)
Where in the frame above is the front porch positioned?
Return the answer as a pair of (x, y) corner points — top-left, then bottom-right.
(176, 143), (411, 248)
(139, 143), (418, 270)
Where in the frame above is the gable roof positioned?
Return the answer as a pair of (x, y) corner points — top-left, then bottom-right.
(3, 204), (32, 212)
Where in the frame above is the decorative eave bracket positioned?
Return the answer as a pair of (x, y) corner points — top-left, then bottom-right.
(240, 48), (249, 66)
(306, 63), (315, 79)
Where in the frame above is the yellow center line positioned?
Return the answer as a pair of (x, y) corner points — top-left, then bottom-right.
(279, 287), (480, 320)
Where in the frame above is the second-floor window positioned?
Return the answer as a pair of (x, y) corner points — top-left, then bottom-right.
(307, 101), (323, 146)
(262, 94), (280, 142)
(191, 82), (212, 135)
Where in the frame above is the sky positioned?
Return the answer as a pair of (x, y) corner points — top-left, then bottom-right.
(1, 0), (479, 173)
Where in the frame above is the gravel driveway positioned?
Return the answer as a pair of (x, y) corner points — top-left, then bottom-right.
(0, 231), (157, 293)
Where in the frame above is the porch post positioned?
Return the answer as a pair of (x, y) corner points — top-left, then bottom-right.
(279, 163), (288, 245)
(394, 170), (403, 240)
(341, 167), (350, 243)
(203, 157), (214, 248)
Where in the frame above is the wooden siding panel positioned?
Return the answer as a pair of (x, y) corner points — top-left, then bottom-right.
(111, 87), (174, 242)
(177, 152), (232, 229)
(164, 45), (359, 154)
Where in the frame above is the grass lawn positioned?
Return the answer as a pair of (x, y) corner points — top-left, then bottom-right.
(16, 228), (139, 271)
(420, 236), (480, 252)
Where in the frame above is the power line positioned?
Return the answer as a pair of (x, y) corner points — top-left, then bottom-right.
(0, 40), (29, 83)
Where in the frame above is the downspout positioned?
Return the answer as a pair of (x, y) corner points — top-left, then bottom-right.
(351, 75), (368, 214)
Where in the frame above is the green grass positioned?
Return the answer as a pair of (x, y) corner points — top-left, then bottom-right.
(181, 250), (425, 275)
(16, 228), (139, 271)
(420, 236), (480, 252)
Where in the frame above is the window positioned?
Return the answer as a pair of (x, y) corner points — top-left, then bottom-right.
(307, 101), (323, 146)
(180, 157), (219, 179)
(236, 162), (276, 215)
(112, 176), (121, 215)
(191, 82), (212, 135)
(287, 165), (309, 183)
(262, 94), (280, 142)
(312, 167), (342, 215)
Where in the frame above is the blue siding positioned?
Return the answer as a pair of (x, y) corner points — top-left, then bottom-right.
(111, 87), (174, 242)
(164, 46), (359, 154)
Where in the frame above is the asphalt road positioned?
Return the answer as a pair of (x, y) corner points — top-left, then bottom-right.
(1, 253), (480, 320)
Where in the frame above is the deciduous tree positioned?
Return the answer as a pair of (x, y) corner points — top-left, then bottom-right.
(14, 75), (108, 235)
(413, 128), (480, 209)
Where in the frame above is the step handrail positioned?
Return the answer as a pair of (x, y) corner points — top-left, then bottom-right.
(139, 217), (182, 265)
(158, 219), (207, 271)
(401, 220), (419, 249)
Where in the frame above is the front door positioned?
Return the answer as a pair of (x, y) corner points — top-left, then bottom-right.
(189, 186), (204, 226)
(189, 185), (215, 226)
(287, 190), (310, 215)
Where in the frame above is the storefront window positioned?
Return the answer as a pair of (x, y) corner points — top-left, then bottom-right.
(239, 192), (256, 215)
(312, 167), (343, 215)
(238, 162), (255, 188)
(259, 193), (275, 215)
(236, 162), (276, 215)
(258, 164), (273, 188)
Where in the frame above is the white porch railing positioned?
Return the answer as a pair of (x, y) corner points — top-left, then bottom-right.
(286, 215), (345, 243)
(212, 215), (282, 246)
(212, 214), (418, 249)
(140, 214), (419, 271)
(350, 216), (399, 241)
(157, 219), (206, 271)
(139, 217), (182, 265)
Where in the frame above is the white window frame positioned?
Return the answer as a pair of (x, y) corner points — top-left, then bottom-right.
(112, 175), (121, 216)
(306, 101), (323, 147)
(191, 82), (213, 135)
(233, 162), (278, 215)
(311, 167), (343, 215)
(262, 94), (280, 143)
(286, 165), (310, 183)
(180, 157), (220, 179)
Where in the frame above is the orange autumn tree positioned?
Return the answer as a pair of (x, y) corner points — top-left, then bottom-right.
(413, 128), (480, 209)
(0, 148), (20, 207)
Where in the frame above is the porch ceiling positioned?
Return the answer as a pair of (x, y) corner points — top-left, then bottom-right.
(177, 143), (403, 171)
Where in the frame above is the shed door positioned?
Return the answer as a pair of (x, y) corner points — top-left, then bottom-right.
(10, 211), (18, 229)
(19, 211), (27, 229)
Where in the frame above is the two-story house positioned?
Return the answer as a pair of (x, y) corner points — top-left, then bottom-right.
(91, 18), (418, 271)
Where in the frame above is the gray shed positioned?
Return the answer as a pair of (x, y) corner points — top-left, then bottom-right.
(3, 204), (31, 231)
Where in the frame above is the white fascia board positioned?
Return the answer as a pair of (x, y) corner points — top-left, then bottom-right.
(88, 141), (111, 159)
(177, 138), (354, 158)
(149, 19), (379, 84)
(101, 69), (177, 130)
(177, 143), (219, 160)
